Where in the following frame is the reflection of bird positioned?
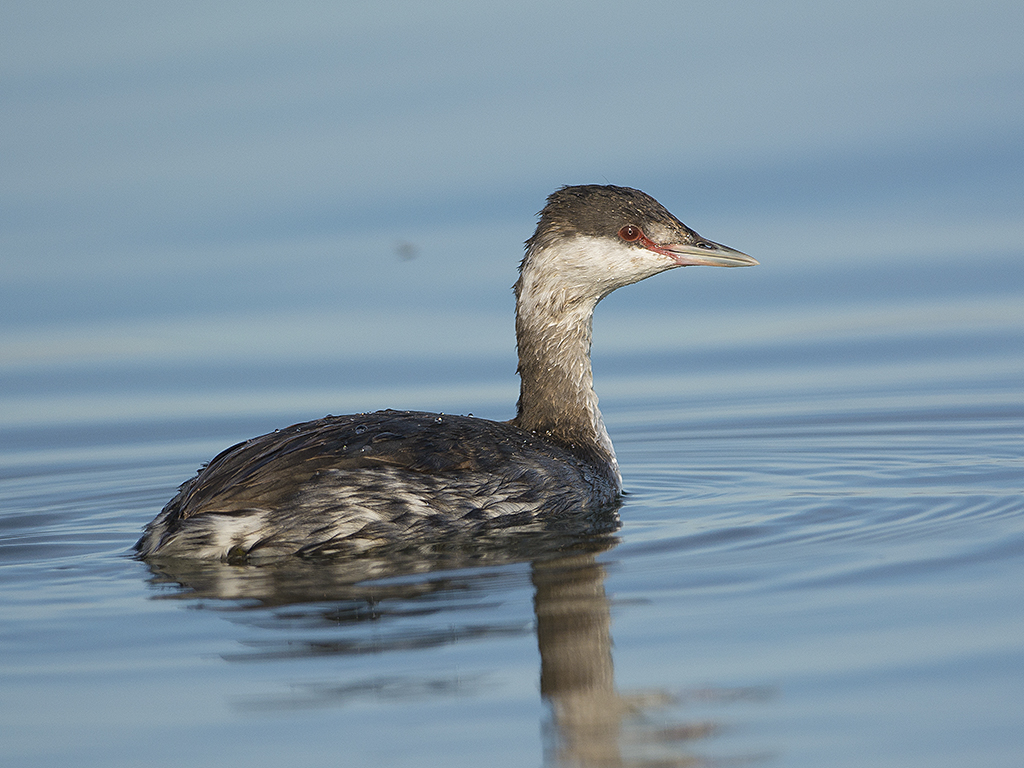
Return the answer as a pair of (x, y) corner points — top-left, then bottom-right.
(136, 185), (756, 561)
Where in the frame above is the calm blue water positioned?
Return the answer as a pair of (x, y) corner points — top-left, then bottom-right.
(2, 247), (1021, 767)
(3, 2), (1024, 766)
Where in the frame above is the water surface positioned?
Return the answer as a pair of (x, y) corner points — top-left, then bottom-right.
(3, 1), (1024, 765)
(2, 248), (1021, 767)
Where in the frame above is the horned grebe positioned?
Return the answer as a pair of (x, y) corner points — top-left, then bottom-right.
(136, 185), (756, 561)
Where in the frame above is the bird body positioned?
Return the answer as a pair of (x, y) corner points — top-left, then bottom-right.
(136, 185), (756, 561)
(139, 410), (620, 561)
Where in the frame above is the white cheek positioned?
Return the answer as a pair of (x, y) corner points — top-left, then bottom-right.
(542, 235), (673, 297)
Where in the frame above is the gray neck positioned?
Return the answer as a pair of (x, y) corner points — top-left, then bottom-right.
(509, 246), (620, 488)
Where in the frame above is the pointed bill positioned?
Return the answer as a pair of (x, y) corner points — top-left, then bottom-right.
(663, 239), (758, 268)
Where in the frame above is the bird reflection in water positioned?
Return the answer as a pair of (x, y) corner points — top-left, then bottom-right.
(143, 532), (770, 767)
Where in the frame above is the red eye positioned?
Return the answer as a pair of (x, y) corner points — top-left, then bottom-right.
(618, 225), (642, 242)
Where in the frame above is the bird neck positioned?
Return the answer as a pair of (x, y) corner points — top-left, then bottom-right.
(510, 253), (619, 486)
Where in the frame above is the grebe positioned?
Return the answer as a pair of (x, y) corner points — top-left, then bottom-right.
(136, 185), (756, 561)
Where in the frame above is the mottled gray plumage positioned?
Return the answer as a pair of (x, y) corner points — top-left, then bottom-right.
(139, 411), (619, 562)
(136, 185), (755, 561)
